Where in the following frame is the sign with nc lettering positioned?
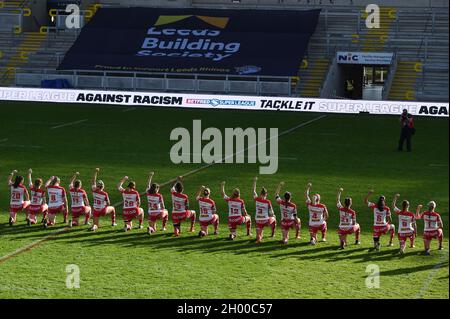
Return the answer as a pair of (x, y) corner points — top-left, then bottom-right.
(336, 52), (394, 65)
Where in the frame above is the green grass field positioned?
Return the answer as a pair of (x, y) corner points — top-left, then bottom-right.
(0, 101), (448, 299)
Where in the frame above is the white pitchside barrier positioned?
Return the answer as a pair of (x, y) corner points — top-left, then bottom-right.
(0, 87), (448, 117)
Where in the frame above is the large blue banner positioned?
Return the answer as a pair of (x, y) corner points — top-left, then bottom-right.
(58, 8), (321, 76)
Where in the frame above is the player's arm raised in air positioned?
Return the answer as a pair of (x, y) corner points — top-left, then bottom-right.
(171, 175), (183, 192)
(336, 187), (343, 207)
(7, 169), (17, 186)
(45, 176), (54, 188)
(364, 189), (374, 205)
(27, 168), (33, 188)
(305, 182), (312, 202)
(195, 185), (205, 201)
(220, 181), (228, 199)
(392, 193), (400, 213)
(91, 168), (99, 189)
(275, 181), (284, 199)
(147, 171), (154, 191)
(117, 176), (128, 192)
(69, 171), (79, 189)
(252, 176), (258, 199)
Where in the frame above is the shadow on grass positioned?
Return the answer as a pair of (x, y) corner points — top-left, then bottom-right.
(378, 261), (449, 277)
(2, 220), (447, 280)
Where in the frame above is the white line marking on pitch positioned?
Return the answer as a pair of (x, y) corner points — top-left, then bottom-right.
(0, 138), (8, 143)
(0, 144), (42, 149)
(0, 114), (328, 261)
(122, 107), (136, 113)
(168, 152), (298, 161)
(0, 227), (68, 264)
(415, 249), (449, 299)
(50, 119), (88, 130)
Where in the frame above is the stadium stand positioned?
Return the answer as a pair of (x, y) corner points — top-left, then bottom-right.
(1, 0), (448, 102)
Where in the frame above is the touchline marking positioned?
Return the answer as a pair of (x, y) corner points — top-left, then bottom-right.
(50, 119), (88, 130)
(429, 164), (448, 167)
(0, 138), (8, 143)
(415, 249), (449, 299)
(0, 114), (328, 261)
(122, 107), (136, 113)
(0, 144), (42, 149)
(168, 153), (298, 161)
(0, 227), (68, 265)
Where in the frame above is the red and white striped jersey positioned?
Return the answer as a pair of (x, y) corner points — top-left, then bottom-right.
(47, 185), (66, 208)
(92, 186), (109, 210)
(394, 208), (415, 234)
(368, 202), (391, 227)
(254, 196), (272, 222)
(9, 184), (28, 208)
(306, 200), (327, 226)
(418, 211), (442, 232)
(276, 198), (297, 221)
(30, 186), (45, 206)
(171, 191), (189, 213)
(147, 192), (164, 214)
(120, 188), (140, 210)
(337, 203), (356, 230)
(198, 197), (216, 221)
(224, 196), (246, 218)
(70, 187), (88, 208)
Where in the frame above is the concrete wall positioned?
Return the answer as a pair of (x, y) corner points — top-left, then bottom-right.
(192, 0), (448, 7)
(94, 0), (448, 8)
(96, 0), (191, 7)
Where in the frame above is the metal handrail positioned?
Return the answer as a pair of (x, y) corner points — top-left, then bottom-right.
(15, 67), (292, 82)
(382, 52), (398, 100)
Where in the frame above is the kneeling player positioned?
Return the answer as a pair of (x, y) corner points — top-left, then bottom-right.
(196, 185), (219, 237)
(118, 176), (144, 231)
(392, 194), (418, 255)
(26, 169), (48, 226)
(91, 168), (116, 231)
(68, 172), (92, 227)
(146, 171), (168, 234)
(252, 177), (276, 243)
(7, 170), (30, 226)
(364, 190), (395, 251)
(171, 176), (196, 236)
(416, 201), (444, 255)
(305, 183), (329, 245)
(45, 176), (68, 227)
(220, 181), (251, 240)
(275, 182), (300, 244)
(336, 188), (360, 249)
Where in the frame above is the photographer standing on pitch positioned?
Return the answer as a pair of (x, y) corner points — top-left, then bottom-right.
(398, 109), (415, 152)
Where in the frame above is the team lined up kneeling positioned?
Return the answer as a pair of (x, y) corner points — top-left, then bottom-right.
(6, 169), (444, 255)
